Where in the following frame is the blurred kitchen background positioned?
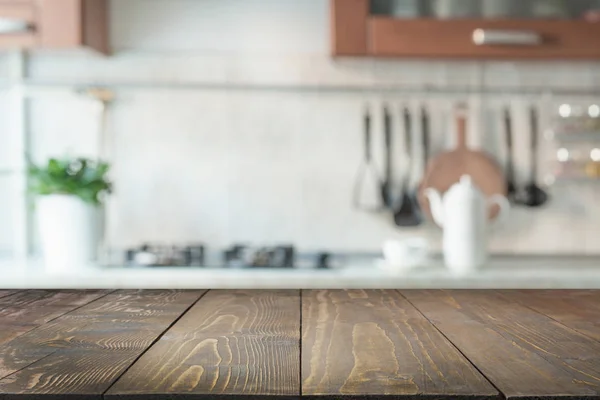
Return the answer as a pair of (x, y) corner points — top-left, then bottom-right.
(1, 0), (600, 271)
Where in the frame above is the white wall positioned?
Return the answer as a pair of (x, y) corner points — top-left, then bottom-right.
(2, 0), (600, 255)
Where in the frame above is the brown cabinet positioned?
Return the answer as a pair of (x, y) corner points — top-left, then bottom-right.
(0, 0), (108, 53)
(331, 0), (600, 59)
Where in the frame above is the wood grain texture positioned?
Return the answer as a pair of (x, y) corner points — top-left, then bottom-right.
(0, 290), (110, 346)
(330, 0), (368, 56)
(370, 18), (600, 59)
(302, 289), (498, 399)
(499, 290), (600, 342)
(106, 289), (301, 400)
(439, 291), (600, 393)
(0, 290), (205, 399)
(0, 291), (20, 300)
(402, 290), (600, 399)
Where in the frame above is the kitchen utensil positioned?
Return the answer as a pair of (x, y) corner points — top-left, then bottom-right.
(381, 105), (393, 209)
(425, 175), (509, 275)
(394, 107), (423, 227)
(419, 105), (507, 220)
(432, 0), (480, 18)
(411, 105), (430, 205)
(518, 106), (549, 207)
(353, 107), (382, 212)
(503, 107), (518, 201)
(421, 105), (430, 173)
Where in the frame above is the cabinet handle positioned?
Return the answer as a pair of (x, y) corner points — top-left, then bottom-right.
(472, 29), (542, 46)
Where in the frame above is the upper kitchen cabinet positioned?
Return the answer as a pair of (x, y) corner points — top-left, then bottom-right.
(331, 0), (600, 59)
(0, 0), (108, 53)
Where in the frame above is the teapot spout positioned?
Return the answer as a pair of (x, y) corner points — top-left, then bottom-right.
(425, 188), (444, 227)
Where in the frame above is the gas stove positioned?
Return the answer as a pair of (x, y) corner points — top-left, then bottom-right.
(223, 244), (295, 268)
(125, 243), (205, 267)
(119, 243), (375, 269)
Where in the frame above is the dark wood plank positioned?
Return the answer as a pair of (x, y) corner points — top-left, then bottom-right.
(0, 290), (110, 346)
(106, 289), (301, 400)
(402, 290), (600, 399)
(0, 290), (20, 300)
(0, 290), (111, 323)
(0, 290), (205, 399)
(302, 289), (498, 399)
(439, 291), (600, 392)
(499, 290), (600, 342)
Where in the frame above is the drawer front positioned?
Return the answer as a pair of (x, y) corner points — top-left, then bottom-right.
(370, 18), (600, 59)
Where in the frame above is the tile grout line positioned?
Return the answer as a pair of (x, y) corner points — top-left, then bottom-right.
(101, 289), (211, 399)
(493, 289), (600, 348)
(396, 290), (507, 400)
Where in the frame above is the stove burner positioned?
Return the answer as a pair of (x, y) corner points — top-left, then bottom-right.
(223, 244), (295, 268)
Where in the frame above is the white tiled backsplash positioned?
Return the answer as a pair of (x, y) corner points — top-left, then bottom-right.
(1, 0), (600, 255)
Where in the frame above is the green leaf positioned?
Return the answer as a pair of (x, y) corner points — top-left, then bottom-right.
(27, 156), (112, 207)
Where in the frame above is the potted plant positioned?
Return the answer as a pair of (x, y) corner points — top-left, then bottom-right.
(28, 157), (111, 272)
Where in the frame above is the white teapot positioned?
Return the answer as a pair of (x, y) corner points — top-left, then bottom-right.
(425, 175), (509, 275)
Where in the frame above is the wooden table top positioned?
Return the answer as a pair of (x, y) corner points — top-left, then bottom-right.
(0, 289), (599, 399)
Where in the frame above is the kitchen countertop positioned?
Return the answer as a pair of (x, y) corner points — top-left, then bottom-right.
(2, 255), (600, 289)
(0, 289), (599, 399)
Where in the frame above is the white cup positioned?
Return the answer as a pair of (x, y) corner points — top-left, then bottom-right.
(382, 238), (429, 272)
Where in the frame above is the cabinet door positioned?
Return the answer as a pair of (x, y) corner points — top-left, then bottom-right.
(331, 0), (369, 55)
(331, 0), (600, 59)
(37, 0), (108, 53)
(38, 0), (81, 48)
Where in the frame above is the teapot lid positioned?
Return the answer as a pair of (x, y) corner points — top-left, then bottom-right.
(447, 174), (482, 197)
(460, 175), (474, 186)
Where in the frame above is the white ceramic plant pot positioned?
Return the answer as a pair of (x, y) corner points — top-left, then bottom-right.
(37, 195), (100, 273)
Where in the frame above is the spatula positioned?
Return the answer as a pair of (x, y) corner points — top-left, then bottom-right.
(394, 106), (423, 227)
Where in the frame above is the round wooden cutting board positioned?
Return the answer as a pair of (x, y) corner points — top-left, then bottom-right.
(418, 106), (507, 221)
